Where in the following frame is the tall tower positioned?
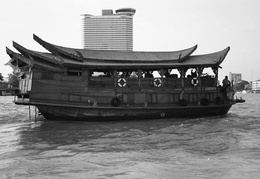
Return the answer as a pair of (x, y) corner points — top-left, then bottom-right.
(82, 8), (136, 51)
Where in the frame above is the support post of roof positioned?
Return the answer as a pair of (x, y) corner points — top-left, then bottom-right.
(212, 67), (219, 95)
(29, 105), (31, 120)
(82, 69), (89, 90)
(113, 70), (117, 87)
(138, 69), (142, 88)
(179, 68), (187, 89)
(198, 67), (203, 100)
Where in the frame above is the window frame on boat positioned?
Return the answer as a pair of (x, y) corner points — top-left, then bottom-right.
(67, 68), (82, 76)
(63, 67), (218, 89)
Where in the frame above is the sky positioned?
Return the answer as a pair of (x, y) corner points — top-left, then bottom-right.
(1, 0), (260, 81)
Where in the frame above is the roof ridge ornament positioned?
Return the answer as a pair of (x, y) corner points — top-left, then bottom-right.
(12, 41), (63, 66)
(177, 44), (198, 63)
(33, 34), (83, 62)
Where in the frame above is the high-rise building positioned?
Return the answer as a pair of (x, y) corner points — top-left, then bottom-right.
(229, 72), (242, 84)
(82, 8), (136, 51)
(251, 80), (260, 93)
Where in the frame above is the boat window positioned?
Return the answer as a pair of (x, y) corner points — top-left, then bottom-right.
(200, 67), (216, 87)
(201, 67), (215, 78)
(129, 71), (138, 78)
(143, 70), (154, 78)
(186, 68), (198, 78)
(153, 71), (160, 78)
(168, 69), (179, 78)
(153, 69), (180, 78)
(68, 69), (82, 76)
(117, 71), (131, 78)
(90, 70), (113, 77)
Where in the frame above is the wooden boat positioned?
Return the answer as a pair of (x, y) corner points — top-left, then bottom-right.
(6, 34), (240, 121)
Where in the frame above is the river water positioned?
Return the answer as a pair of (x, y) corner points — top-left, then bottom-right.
(0, 94), (259, 179)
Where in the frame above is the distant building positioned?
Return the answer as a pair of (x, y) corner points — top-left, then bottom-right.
(229, 72), (242, 84)
(82, 8), (136, 51)
(251, 80), (260, 93)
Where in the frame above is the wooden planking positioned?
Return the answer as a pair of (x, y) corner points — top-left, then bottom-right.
(32, 80), (60, 92)
(31, 93), (61, 101)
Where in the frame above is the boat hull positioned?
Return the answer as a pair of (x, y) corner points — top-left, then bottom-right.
(35, 103), (232, 121)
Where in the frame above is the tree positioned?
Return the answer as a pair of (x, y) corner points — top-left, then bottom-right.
(0, 73), (3, 81)
(233, 80), (249, 92)
(8, 71), (19, 88)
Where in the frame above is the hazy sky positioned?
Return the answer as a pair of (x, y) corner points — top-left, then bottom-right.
(1, 0), (260, 81)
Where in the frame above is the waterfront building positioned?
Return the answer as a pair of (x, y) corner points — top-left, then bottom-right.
(229, 72), (242, 84)
(252, 80), (260, 93)
(82, 8), (136, 51)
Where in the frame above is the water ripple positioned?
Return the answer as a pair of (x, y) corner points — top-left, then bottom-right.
(0, 95), (260, 178)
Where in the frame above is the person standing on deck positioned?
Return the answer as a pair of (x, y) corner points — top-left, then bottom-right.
(222, 76), (231, 98)
(222, 76), (231, 88)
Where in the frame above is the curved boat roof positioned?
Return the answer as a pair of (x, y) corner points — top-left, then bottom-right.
(33, 34), (197, 63)
(6, 34), (230, 72)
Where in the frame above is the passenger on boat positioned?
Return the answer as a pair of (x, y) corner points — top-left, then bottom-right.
(149, 71), (154, 78)
(191, 69), (197, 78)
(144, 71), (154, 78)
(222, 76), (231, 88)
(121, 72), (127, 78)
(165, 69), (171, 78)
(144, 71), (148, 78)
(171, 73), (178, 78)
(104, 71), (112, 77)
(222, 76), (231, 98)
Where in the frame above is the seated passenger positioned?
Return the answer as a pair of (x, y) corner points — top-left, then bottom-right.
(191, 69), (197, 78)
(104, 71), (111, 77)
(148, 71), (154, 78)
(165, 70), (171, 78)
(144, 71), (150, 78)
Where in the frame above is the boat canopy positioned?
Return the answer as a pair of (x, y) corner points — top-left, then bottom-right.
(6, 34), (230, 72)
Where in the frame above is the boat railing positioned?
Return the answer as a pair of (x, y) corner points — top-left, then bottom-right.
(34, 74), (217, 93)
(200, 76), (216, 87)
(88, 76), (216, 89)
(126, 78), (139, 87)
(185, 76), (216, 87)
(163, 78), (182, 88)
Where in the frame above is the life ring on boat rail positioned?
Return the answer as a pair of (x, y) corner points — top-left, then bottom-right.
(153, 78), (162, 87)
(117, 78), (127, 87)
(179, 98), (188, 106)
(191, 77), (199, 86)
(215, 96), (223, 105)
(111, 97), (121, 107)
(200, 98), (209, 106)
